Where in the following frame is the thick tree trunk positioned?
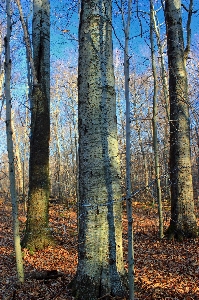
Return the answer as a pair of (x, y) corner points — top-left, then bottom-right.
(165, 0), (197, 239)
(22, 0), (54, 250)
(70, 0), (126, 299)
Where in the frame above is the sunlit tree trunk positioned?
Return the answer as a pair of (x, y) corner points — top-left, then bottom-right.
(151, 2), (170, 200)
(70, 0), (126, 298)
(152, 2), (170, 121)
(11, 110), (23, 196)
(150, 0), (163, 239)
(22, 0), (54, 250)
(5, 0), (24, 282)
(165, 0), (197, 239)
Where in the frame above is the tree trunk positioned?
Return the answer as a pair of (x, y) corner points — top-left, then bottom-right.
(5, 0), (24, 282)
(12, 111), (23, 196)
(151, 2), (170, 121)
(122, 0), (134, 298)
(150, 0), (163, 239)
(70, 0), (126, 299)
(165, 0), (197, 239)
(22, 0), (54, 250)
(0, 24), (4, 118)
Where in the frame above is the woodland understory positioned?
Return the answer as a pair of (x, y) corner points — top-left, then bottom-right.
(1, 195), (199, 300)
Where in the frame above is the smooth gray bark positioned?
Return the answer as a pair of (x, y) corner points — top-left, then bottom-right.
(71, 0), (126, 299)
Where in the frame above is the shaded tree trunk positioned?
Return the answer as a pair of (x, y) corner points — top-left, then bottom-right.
(70, 0), (126, 299)
(0, 26), (4, 114)
(0, 24), (5, 119)
(121, 0), (134, 298)
(165, 0), (197, 239)
(22, 0), (54, 250)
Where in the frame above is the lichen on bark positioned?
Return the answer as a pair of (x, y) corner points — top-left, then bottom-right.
(72, 0), (126, 297)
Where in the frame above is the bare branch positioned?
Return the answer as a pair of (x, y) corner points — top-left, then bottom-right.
(15, 0), (38, 86)
(184, 0), (193, 61)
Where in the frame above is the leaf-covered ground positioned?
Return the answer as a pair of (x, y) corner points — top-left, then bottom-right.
(0, 197), (199, 299)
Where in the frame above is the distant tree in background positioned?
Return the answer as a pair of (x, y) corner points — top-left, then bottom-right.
(165, 0), (198, 239)
(50, 63), (78, 204)
(22, 0), (54, 250)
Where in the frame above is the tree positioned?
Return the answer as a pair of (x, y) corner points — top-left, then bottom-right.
(119, 0), (135, 298)
(0, 25), (4, 113)
(165, 0), (197, 239)
(21, 0), (54, 250)
(70, 0), (126, 298)
(5, 0), (24, 282)
(150, 0), (163, 238)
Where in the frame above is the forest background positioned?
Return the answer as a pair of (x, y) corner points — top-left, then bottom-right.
(0, 0), (198, 203)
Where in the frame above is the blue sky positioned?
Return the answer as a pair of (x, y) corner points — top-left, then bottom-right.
(48, 0), (199, 75)
(0, 0), (199, 158)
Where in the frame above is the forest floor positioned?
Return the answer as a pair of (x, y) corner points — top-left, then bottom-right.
(0, 196), (199, 300)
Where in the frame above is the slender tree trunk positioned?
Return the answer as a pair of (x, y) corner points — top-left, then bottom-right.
(122, 0), (134, 297)
(116, 84), (126, 195)
(5, 0), (24, 282)
(53, 107), (62, 200)
(22, 0), (54, 250)
(0, 29), (3, 89)
(151, 3), (170, 121)
(165, 0), (197, 239)
(136, 125), (149, 188)
(15, 0), (38, 87)
(11, 111), (23, 196)
(196, 127), (199, 196)
(151, 2), (170, 202)
(150, 0), (163, 239)
(0, 26), (4, 118)
(70, 1), (126, 299)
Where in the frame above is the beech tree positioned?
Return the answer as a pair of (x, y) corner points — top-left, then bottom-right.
(21, 0), (54, 250)
(70, 0), (126, 298)
(165, 0), (197, 239)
